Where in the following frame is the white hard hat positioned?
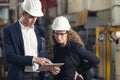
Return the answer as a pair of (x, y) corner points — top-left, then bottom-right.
(21, 0), (43, 17)
(51, 16), (71, 30)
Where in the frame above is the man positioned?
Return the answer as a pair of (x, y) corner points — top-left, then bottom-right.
(2, 0), (60, 80)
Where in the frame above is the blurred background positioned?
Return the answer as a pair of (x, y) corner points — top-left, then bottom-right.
(0, 0), (120, 80)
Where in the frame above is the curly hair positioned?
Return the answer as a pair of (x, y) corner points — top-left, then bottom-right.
(50, 29), (84, 47)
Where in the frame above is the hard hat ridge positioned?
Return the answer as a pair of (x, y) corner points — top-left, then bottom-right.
(51, 16), (71, 30)
(21, 0), (43, 17)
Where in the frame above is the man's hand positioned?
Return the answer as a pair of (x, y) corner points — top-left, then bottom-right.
(33, 57), (52, 65)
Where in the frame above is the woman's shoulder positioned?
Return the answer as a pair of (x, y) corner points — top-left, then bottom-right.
(69, 41), (83, 48)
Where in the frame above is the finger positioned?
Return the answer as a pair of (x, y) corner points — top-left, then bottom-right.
(50, 70), (58, 75)
(50, 67), (60, 74)
(53, 67), (60, 71)
(45, 58), (52, 64)
(41, 60), (46, 65)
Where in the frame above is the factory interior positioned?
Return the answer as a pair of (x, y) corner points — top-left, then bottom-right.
(0, 0), (120, 80)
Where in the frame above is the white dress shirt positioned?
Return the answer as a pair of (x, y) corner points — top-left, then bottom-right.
(19, 21), (39, 72)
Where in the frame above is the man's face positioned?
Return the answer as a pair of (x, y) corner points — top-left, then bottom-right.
(22, 12), (37, 27)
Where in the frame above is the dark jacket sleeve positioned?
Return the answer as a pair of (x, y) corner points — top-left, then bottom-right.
(71, 42), (100, 73)
(2, 24), (33, 66)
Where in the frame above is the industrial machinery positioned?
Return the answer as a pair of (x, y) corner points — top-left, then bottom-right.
(96, 27), (120, 80)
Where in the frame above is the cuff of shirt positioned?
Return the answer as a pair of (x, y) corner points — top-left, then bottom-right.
(32, 56), (35, 64)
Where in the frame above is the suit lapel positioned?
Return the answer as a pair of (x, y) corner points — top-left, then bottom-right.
(15, 21), (24, 55)
(15, 22), (42, 56)
(34, 26), (42, 55)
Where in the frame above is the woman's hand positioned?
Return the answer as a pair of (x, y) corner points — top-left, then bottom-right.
(49, 67), (61, 75)
(74, 71), (84, 80)
(74, 71), (78, 80)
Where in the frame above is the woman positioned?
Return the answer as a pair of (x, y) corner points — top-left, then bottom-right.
(50, 16), (100, 80)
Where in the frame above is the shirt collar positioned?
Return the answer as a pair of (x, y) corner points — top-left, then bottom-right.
(19, 21), (34, 30)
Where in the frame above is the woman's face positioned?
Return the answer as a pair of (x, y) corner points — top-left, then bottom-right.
(53, 30), (68, 46)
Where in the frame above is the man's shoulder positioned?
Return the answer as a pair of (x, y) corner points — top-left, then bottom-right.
(3, 21), (19, 30)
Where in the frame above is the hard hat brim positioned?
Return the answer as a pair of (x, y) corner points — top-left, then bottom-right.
(25, 9), (44, 17)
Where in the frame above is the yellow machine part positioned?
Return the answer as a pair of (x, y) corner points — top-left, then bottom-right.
(96, 27), (120, 80)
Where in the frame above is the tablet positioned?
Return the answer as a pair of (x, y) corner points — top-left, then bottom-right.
(38, 63), (64, 72)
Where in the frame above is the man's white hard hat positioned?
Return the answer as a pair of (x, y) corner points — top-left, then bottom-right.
(51, 16), (71, 30)
(21, 0), (43, 17)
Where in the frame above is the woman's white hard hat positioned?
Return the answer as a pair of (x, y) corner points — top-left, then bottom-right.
(21, 0), (43, 17)
(51, 16), (71, 30)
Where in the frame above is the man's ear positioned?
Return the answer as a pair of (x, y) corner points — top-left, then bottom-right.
(21, 10), (26, 16)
